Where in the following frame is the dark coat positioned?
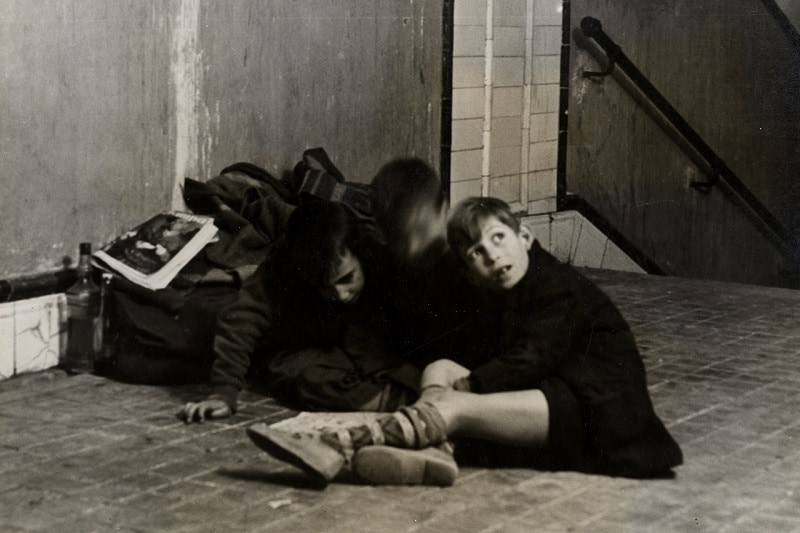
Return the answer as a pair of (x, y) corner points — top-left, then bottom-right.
(209, 238), (413, 411)
(451, 241), (683, 478)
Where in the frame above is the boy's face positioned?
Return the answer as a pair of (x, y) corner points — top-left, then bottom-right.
(461, 216), (532, 291)
(320, 247), (365, 304)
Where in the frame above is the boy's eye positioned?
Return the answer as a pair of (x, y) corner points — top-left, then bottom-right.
(492, 232), (504, 244)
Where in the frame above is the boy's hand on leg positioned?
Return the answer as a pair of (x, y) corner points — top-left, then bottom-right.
(451, 376), (471, 392)
(420, 359), (471, 390)
(179, 399), (232, 423)
(419, 359), (472, 405)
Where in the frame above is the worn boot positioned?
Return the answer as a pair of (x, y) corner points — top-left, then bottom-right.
(247, 402), (449, 487)
(352, 442), (458, 486)
(246, 423), (348, 488)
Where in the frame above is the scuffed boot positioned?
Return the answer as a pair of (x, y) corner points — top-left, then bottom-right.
(247, 402), (449, 487)
(352, 442), (458, 486)
(246, 423), (347, 488)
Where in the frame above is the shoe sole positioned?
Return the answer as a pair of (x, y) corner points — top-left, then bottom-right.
(353, 445), (458, 486)
(246, 423), (343, 488)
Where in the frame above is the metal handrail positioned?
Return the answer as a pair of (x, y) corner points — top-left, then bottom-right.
(577, 16), (799, 264)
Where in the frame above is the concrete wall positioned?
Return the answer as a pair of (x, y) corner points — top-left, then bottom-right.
(0, 0), (442, 279)
(566, 0), (800, 287)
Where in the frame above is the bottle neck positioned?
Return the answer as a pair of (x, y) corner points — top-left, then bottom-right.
(76, 253), (93, 280)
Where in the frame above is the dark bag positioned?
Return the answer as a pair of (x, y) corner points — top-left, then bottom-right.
(291, 147), (373, 217)
(107, 268), (239, 385)
(107, 162), (296, 385)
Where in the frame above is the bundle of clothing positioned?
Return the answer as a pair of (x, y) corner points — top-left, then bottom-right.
(107, 148), (373, 386)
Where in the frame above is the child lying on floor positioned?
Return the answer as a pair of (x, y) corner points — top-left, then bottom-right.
(181, 157), (453, 422)
(246, 196), (683, 487)
(180, 199), (420, 422)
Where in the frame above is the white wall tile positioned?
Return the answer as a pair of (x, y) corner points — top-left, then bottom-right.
(572, 220), (609, 268)
(13, 294), (64, 375)
(452, 118), (484, 151)
(527, 169), (557, 200)
(455, 0), (487, 26)
(0, 302), (14, 380)
(450, 179), (483, 207)
(527, 196), (557, 214)
(494, 26), (526, 56)
(490, 145), (522, 177)
(533, 25), (561, 56)
(492, 57), (525, 87)
(453, 88), (485, 119)
(602, 240), (646, 273)
(450, 149), (484, 182)
(530, 111), (559, 142)
(531, 83), (560, 114)
(533, 0), (563, 26)
(453, 57), (486, 88)
(494, 0), (528, 26)
(491, 115), (522, 148)
(549, 211), (576, 263)
(522, 215), (552, 252)
(488, 174), (521, 203)
(529, 140), (558, 171)
(454, 27), (486, 57)
(532, 55), (561, 84)
(568, 213), (585, 262)
(492, 87), (524, 117)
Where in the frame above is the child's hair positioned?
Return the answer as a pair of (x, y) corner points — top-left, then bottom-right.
(286, 199), (378, 289)
(447, 196), (521, 256)
(370, 158), (446, 239)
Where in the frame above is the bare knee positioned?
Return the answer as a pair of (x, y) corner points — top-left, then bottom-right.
(421, 359), (471, 389)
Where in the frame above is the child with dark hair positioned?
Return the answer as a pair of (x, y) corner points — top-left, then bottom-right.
(180, 200), (419, 422)
(369, 158), (448, 269)
(368, 158), (480, 366)
(245, 196), (682, 487)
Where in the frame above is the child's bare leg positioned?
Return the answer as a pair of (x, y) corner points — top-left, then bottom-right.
(247, 377), (548, 486)
(417, 359), (548, 447)
(423, 388), (549, 447)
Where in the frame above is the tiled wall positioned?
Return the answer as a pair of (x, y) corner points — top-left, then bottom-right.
(524, 211), (645, 272)
(450, 0), (563, 214)
(0, 294), (65, 381)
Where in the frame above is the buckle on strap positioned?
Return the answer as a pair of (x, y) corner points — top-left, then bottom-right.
(336, 428), (354, 462)
(367, 419), (385, 446)
(391, 411), (417, 448)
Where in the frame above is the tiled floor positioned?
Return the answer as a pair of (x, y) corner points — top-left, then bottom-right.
(2, 269), (800, 532)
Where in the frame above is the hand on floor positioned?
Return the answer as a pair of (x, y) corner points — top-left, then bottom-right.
(179, 399), (232, 423)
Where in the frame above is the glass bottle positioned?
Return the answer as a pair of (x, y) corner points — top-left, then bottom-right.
(63, 243), (102, 374)
(95, 273), (116, 375)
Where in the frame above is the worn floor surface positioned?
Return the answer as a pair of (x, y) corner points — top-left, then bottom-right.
(2, 269), (800, 532)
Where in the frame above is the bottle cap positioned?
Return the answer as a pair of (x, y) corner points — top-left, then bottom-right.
(79, 242), (92, 255)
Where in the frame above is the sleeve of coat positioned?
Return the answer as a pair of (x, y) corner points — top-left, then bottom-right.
(209, 266), (274, 412)
(468, 277), (579, 393)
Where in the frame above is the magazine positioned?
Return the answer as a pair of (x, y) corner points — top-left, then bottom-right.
(92, 212), (218, 290)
